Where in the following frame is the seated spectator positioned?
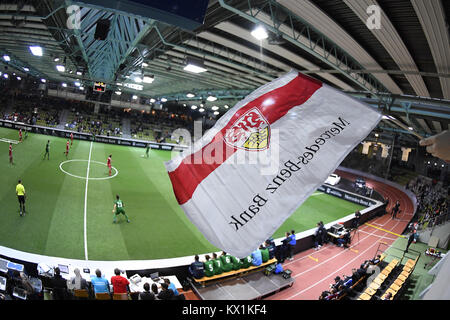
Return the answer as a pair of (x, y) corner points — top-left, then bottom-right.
(319, 290), (331, 300)
(251, 248), (263, 266)
(383, 292), (393, 300)
(151, 283), (159, 299)
(139, 283), (155, 300)
(259, 244), (270, 263)
(324, 287), (340, 300)
(212, 253), (224, 275)
(220, 251), (233, 272)
(51, 267), (68, 300)
(337, 230), (351, 248)
(90, 269), (110, 295)
(188, 255), (205, 279)
(163, 278), (179, 297)
(111, 268), (129, 295)
(240, 255), (253, 269)
(157, 282), (174, 300)
(265, 240), (276, 259)
(274, 260), (283, 274)
(204, 255), (215, 277)
(67, 268), (88, 292)
(370, 254), (382, 265)
(330, 276), (343, 291)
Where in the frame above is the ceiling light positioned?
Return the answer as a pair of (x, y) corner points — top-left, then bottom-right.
(134, 77), (142, 83)
(17, 76), (21, 80)
(224, 105), (229, 109)
(186, 93), (195, 98)
(213, 111), (220, 115)
(115, 91), (122, 95)
(54, 57), (60, 62)
(207, 96), (217, 102)
(184, 57), (207, 73)
(41, 78), (46, 83)
(74, 81), (81, 87)
(29, 46), (43, 56)
(211, 106), (219, 111)
(79, 87), (84, 90)
(142, 62), (148, 67)
(183, 104), (186, 107)
(3, 55), (10, 62)
(132, 95), (138, 100)
(251, 25), (268, 40)
(76, 71), (82, 76)
(62, 83), (67, 87)
(56, 65), (65, 72)
(143, 76), (154, 84)
(199, 108), (205, 113)
(408, 127), (413, 130)
(23, 67), (29, 72)
(3, 74), (8, 79)
(191, 105), (197, 110)
(150, 98), (155, 103)
(161, 98), (167, 102)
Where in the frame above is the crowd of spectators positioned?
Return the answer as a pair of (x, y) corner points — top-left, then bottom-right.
(189, 237), (286, 281)
(319, 255), (381, 300)
(0, 265), (185, 301)
(406, 177), (449, 229)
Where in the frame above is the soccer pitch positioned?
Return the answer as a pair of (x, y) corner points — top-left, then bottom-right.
(0, 127), (364, 261)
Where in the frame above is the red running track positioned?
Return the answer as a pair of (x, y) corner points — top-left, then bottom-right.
(266, 170), (414, 300)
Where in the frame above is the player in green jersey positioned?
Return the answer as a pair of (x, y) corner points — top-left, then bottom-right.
(112, 195), (130, 223)
(203, 255), (215, 277)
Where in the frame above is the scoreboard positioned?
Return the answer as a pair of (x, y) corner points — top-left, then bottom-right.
(93, 82), (106, 92)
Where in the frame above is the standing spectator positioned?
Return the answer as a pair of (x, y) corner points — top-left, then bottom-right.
(90, 269), (110, 296)
(51, 267), (68, 300)
(284, 232), (293, 260)
(314, 222), (323, 250)
(111, 268), (129, 295)
(188, 255), (204, 279)
(163, 278), (179, 297)
(157, 282), (174, 300)
(405, 230), (417, 253)
(288, 230), (296, 260)
(139, 283), (155, 300)
(319, 221), (327, 245)
(391, 200), (400, 219)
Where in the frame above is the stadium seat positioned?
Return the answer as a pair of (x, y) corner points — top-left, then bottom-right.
(359, 292), (372, 300)
(390, 282), (402, 292)
(95, 292), (111, 300)
(113, 293), (129, 300)
(74, 289), (89, 299)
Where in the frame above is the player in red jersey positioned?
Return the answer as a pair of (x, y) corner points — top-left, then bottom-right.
(65, 140), (70, 158)
(19, 128), (22, 142)
(107, 154), (112, 176)
(9, 143), (13, 164)
(70, 132), (74, 146)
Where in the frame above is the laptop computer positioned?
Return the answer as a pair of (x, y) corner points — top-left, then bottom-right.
(12, 287), (27, 300)
(0, 276), (7, 291)
(58, 264), (69, 274)
(150, 272), (160, 282)
(0, 258), (9, 273)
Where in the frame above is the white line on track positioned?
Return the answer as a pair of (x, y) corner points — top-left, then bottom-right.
(84, 141), (93, 261)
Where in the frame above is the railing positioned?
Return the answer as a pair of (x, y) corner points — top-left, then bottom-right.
(418, 212), (450, 232)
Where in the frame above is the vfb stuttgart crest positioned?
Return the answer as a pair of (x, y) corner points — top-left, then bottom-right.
(224, 107), (270, 151)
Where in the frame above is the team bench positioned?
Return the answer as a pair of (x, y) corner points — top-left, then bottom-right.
(193, 258), (277, 287)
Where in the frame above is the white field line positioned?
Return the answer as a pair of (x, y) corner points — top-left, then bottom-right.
(84, 141), (93, 260)
(0, 138), (20, 144)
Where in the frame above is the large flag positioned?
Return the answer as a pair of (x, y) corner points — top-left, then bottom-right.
(165, 70), (382, 258)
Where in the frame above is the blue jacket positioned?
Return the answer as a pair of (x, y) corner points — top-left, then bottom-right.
(251, 250), (262, 266)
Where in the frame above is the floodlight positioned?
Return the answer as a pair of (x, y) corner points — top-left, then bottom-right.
(184, 57), (207, 73)
(211, 106), (219, 111)
(3, 55), (10, 61)
(56, 65), (65, 72)
(251, 26), (268, 40)
(199, 108), (205, 112)
(186, 93), (195, 98)
(62, 83), (67, 87)
(161, 98), (167, 102)
(23, 67), (29, 72)
(191, 105), (197, 110)
(207, 96), (217, 102)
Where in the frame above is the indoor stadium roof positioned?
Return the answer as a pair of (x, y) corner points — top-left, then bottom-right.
(0, 0), (449, 143)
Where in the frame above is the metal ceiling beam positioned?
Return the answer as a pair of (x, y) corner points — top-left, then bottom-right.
(411, 0), (450, 99)
(218, 0), (387, 97)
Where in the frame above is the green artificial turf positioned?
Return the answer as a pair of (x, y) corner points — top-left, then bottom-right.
(0, 127), (363, 261)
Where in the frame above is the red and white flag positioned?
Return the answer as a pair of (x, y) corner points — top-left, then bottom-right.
(165, 70), (382, 258)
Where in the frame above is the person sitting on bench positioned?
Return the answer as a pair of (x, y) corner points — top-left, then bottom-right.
(337, 230), (351, 248)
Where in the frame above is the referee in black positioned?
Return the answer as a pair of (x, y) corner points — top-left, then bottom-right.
(43, 140), (50, 160)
